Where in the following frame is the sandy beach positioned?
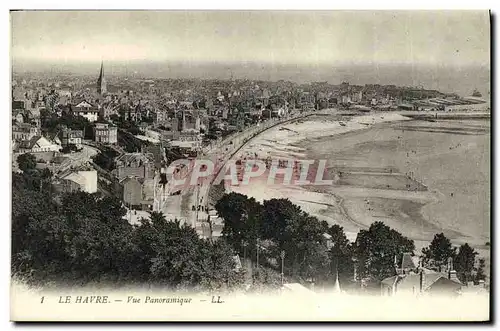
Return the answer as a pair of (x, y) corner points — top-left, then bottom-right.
(227, 112), (490, 258)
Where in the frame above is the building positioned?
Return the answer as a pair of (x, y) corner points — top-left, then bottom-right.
(115, 153), (155, 180)
(73, 101), (99, 122)
(97, 61), (107, 95)
(168, 130), (202, 154)
(99, 103), (119, 119)
(12, 123), (40, 142)
(16, 135), (62, 153)
(120, 176), (155, 210)
(93, 123), (118, 144)
(381, 254), (463, 297)
(12, 109), (24, 124)
(60, 127), (83, 146)
(56, 169), (98, 194)
(154, 109), (169, 123)
(181, 110), (201, 132)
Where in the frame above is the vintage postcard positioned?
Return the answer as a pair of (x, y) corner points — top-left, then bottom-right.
(10, 10), (491, 322)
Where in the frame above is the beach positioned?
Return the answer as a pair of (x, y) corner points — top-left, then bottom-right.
(227, 112), (490, 257)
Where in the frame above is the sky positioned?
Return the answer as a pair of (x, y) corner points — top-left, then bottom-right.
(11, 10), (490, 67)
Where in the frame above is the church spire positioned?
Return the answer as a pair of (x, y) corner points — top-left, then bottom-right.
(97, 60), (107, 95)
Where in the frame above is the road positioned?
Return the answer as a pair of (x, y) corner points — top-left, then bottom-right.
(180, 110), (322, 237)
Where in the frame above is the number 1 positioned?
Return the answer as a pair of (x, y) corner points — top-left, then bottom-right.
(41, 296), (44, 304)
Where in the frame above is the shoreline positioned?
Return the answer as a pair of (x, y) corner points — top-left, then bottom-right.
(226, 111), (490, 255)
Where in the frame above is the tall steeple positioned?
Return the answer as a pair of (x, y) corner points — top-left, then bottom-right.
(97, 60), (107, 95)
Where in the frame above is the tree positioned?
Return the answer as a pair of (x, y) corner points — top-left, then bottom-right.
(215, 192), (262, 253)
(250, 267), (283, 293)
(327, 224), (354, 285)
(455, 243), (478, 284)
(475, 258), (487, 283)
(354, 222), (415, 281)
(278, 213), (330, 282)
(261, 198), (303, 246)
(199, 240), (244, 291)
(17, 153), (37, 172)
(92, 148), (118, 171)
(12, 178), (247, 290)
(422, 233), (456, 271)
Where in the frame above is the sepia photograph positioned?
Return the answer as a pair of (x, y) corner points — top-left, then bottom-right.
(8, 9), (491, 322)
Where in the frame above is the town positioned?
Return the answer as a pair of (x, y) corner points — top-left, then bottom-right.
(11, 62), (490, 299)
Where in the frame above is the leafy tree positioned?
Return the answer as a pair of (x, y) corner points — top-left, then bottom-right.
(140, 212), (242, 290)
(12, 177), (61, 276)
(216, 194), (334, 283)
(199, 240), (245, 291)
(475, 258), (487, 283)
(41, 112), (93, 140)
(92, 148), (118, 171)
(109, 114), (120, 122)
(250, 267), (283, 293)
(327, 224), (355, 285)
(261, 198), (303, 246)
(354, 222), (415, 281)
(61, 144), (80, 154)
(281, 214), (330, 282)
(215, 192), (262, 254)
(455, 243), (478, 284)
(422, 233), (456, 271)
(17, 153), (37, 172)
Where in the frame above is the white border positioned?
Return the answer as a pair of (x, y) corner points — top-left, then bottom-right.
(1, 2), (497, 330)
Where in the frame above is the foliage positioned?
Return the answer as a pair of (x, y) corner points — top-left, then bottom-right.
(41, 111), (94, 140)
(328, 224), (355, 284)
(455, 243), (478, 284)
(17, 153), (37, 172)
(216, 194), (340, 284)
(115, 119), (141, 136)
(250, 267), (283, 293)
(421, 233), (456, 271)
(354, 221), (415, 281)
(118, 129), (147, 153)
(261, 198), (303, 246)
(61, 144), (80, 154)
(92, 148), (119, 171)
(475, 258), (487, 283)
(215, 192), (262, 254)
(12, 175), (245, 290)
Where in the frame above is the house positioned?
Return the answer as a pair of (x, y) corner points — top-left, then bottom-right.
(99, 103), (119, 119)
(120, 176), (155, 210)
(25, 108), (41, 128)
(12, 123), (40, 142)
(154, 109), (169, 123)
(168, 131), (202, 154)
(12, 109), (24, 124)
(73, 100), (99, 122)
(93, 123), (118, 144)
(55, 169), (98, 194)
(115, 153), (155, 180)
(60, 127), (83, 146)
(381, 253), (463, 297)
(12, 100), (25, 110)
(122, 104), (143, 122)
(17, 135), (62, 153)
(181, 110), (201, 132)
